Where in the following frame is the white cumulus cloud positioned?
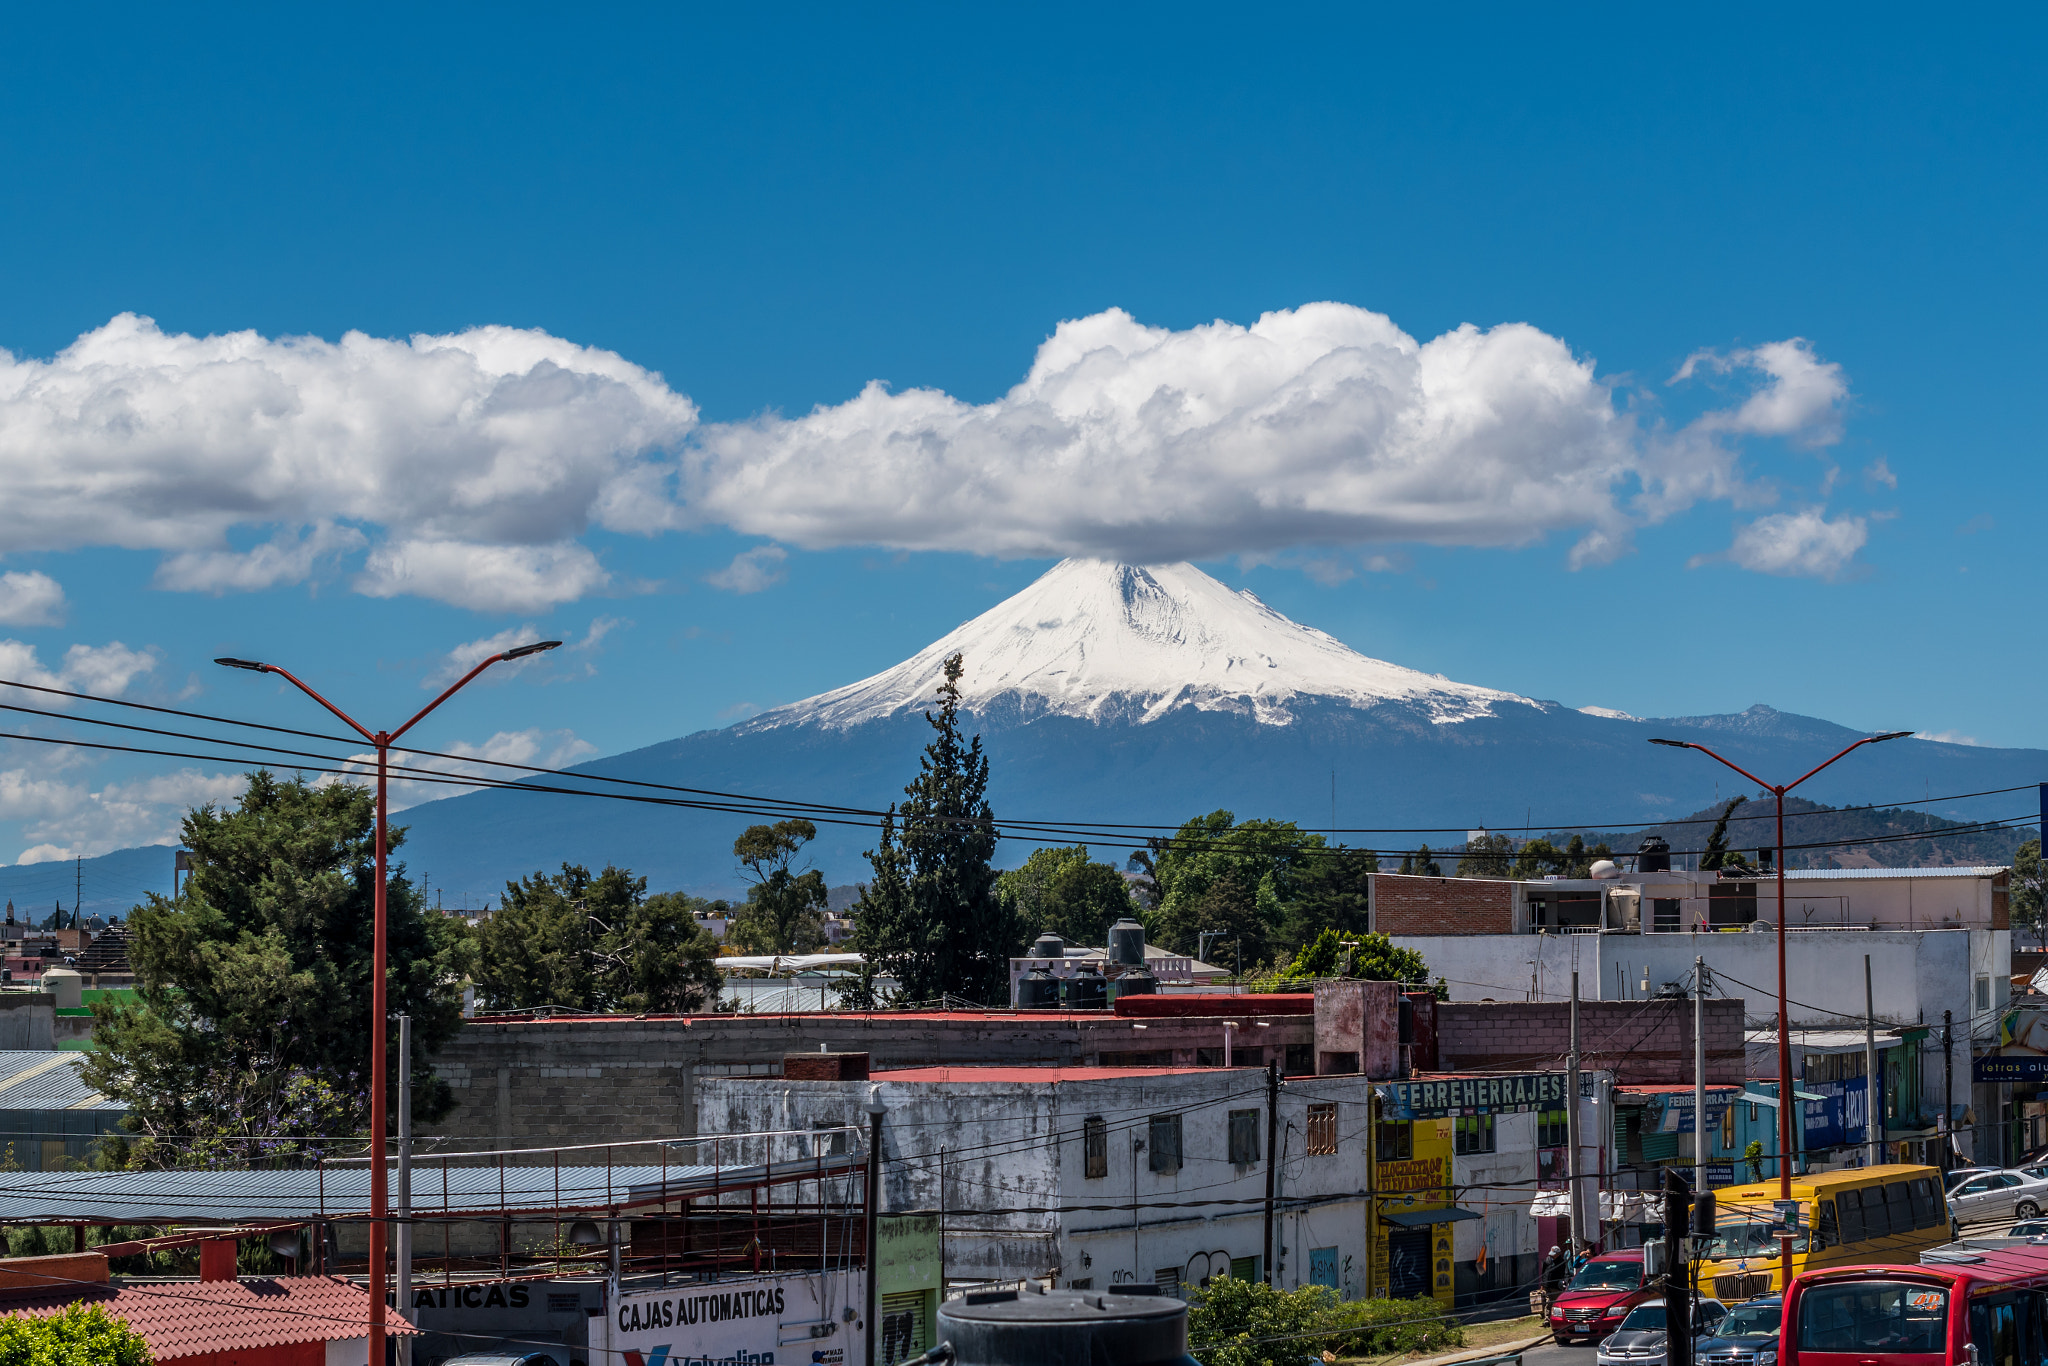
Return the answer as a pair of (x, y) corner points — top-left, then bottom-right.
(154, 522), (367, 593)
(687, 304), (1848, 569)
(0, 572), (66, 627)
(0, 639), (159, 701)
(0, 314), (695, 610)
(324, 727), (598, 811)
(7, 767), (246, 862)
(1704, 508), (1870, 580)
(705, 545), (789, 594)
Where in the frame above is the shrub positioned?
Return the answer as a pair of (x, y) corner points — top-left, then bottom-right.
(1188, 1278), (1460, 1366)
(0, 1302), (151, 1365)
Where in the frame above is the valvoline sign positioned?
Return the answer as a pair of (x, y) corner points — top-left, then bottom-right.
(608, 1272), (861, 1366)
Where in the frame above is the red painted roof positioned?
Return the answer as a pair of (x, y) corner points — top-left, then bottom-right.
(873, 1065), (1218, 1083)
(1113, 993), (1314, 1017)
(0, 1277), (415, 1359)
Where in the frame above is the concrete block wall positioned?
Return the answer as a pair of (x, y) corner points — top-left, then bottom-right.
(1371, 875), (1515, 935)
(423, 1010), (1315, 1154)
(1433, 997), (1745, 1084)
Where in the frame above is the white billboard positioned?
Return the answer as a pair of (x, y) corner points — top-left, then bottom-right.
(602, 1271), (865, 1366)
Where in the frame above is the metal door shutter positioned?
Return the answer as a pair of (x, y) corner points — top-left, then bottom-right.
(880, 1290), (929, 1365)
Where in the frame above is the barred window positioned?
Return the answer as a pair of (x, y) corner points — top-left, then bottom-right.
(1307, 1103), (1338, 1156)
(1083, 1116), (1108, 1179)
(1149, 1114), (1182, 1174)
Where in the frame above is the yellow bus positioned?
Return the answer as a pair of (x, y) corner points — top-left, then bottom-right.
(1694, 1164), (1950, 1300)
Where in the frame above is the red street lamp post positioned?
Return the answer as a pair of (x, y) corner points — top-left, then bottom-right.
(1647, 728), (1911, 1283)
(217, 640), (560, 1360)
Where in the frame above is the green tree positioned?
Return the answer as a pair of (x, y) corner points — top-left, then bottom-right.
(1278, 846), (1376, 953)
(0, 1302), (151, 1366)
(851, 654), (1015, 1003)
(1188, 1278), (1461, 1366)
(998, 845), (1136, 948)
(1700, 796), (1750, 871)
(1146, 811), (1323, 964)
(1397, 844), (1443, 877)
(82, 771), (472, 1168)
(728, 819), (829, 953)
(1456, 832), (1514, 878)
(2014, 838), (2045, 950)
(475, 864), (721, 1013)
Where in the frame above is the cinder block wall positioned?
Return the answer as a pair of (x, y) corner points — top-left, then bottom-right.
(1433, 997), (1745, 1084)
(1371, 875), (1514, 935)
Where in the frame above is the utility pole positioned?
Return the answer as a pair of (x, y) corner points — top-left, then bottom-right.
(1865, 957), (1880, 1168)
(1567, 972), (1583, 1257)
(1663, 1167), (1693, 1366)
(1694, 957), (1707, 1196)
(864, 1095), (884, 1366)
(1263, 1061), (1279, 1285)
(1943, 1010), (1954, 1175)
(396, 1014), (412, 1366)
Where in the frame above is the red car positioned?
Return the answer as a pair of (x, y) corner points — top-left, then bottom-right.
(1548, 1249), (1658, 1345)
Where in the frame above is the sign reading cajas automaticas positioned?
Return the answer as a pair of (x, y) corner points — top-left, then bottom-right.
(608, 1271), (863, 1366)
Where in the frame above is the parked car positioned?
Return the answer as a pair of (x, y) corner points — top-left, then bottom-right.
(1696, 1294), (1783, 1366)
(1550, 1249), (1659, 1345)
(1595, 1296), (1729, 1366)
(1947, 1170), (2048, 1222)
(2011, 1219), (2048, 1239)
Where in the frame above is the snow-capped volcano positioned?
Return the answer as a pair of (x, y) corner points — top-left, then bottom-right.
(745, 559), (1535, 731)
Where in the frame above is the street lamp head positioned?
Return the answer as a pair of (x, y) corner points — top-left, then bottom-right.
(1870, 730), (1915, 743)
(1646, 737), (1691, 749)
(501, 640), (563, 660)
(212, 657), (271, 672)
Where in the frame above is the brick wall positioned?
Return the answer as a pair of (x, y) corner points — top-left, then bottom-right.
(1371, 874), (1515, 935)
(1434, 997), (1746, 1084)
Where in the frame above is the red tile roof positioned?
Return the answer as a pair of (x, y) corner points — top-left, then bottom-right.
(0, 1277), (414, 1360)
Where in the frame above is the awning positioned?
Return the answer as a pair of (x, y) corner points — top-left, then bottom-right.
(1382, 1207), (1481, 1227)
(1526, 1190), (1658, 1221)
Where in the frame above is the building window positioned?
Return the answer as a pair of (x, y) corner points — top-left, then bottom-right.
(1537, 1107), (1569, 1148)
(1084, 1116), (1107, 1179)
(1149, 1114), (1182, 1174)
(1228, 1109), (1261, 1166)
(1153, 1267), (1183, 1296)
(1651, 898), (1683, 932)
(1454, 1113), (1495, 1155)
(1375, 1121), (1412, 1162)
(1718, 1100), (1736, 1153)
(1307, 1103), (1338, 1156)
(1978, 975), (1994, 1012)
(1708, 882), (1758, 926)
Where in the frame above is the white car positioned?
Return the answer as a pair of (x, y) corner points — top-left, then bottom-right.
(1596, 1297), (1729, 1366)
(1947, 1170), (2048, 1222)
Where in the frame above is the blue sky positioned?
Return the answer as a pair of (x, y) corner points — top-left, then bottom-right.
(0, 4), (2041, 866)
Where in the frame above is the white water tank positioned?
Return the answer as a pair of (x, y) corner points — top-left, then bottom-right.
(40, 968), (82, 1009)
(1588, 859), (1622, 880)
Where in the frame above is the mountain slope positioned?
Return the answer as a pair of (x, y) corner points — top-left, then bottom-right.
(384, 561), (2044, 900)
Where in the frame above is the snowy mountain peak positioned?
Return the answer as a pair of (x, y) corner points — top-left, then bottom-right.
(744, 559), (1534, 731)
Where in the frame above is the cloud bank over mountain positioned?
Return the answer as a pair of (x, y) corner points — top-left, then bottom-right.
(0, 305), (1861, 611)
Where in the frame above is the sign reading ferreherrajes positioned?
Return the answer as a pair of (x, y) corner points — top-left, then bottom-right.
(1378, 1073), (1567, 1120)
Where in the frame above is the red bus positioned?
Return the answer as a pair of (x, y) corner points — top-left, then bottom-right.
(1783, 1244), (2048, 1366)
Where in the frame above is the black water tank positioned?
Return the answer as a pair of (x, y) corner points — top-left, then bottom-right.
(1016, 967), (1061, 1010)
(1065, 966), (1108, 1011)
(1030, 932), (1068, 961)
(1114, 965), (1158, 998)
(936, 1285), (1196, 1366)
(1637, 835), (1671, 872)
(1107, 917), (1147, 966)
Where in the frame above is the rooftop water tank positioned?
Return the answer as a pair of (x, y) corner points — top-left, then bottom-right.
(1016, 967), (1061, 1010)
(39, 968), (81, 1010)
(1064, 965), (1108, 1011)
(1113, 964), (1158, 998)
(936, 1284), (1194, 1366)
(1029, 932), (1067, 961)
(1637, 835), (1671, 872)
(1107, 918), (1147, 967)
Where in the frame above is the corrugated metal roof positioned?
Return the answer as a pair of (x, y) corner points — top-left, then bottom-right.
(1782, 866), (2007, 880)
(0, 1051), (121, 1111)
(0, 1152), (866, 1224)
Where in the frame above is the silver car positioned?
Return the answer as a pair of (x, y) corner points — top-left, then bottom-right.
(1597, 1297), (1728, 1366)
(1947, 1170), (2048, 1221)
